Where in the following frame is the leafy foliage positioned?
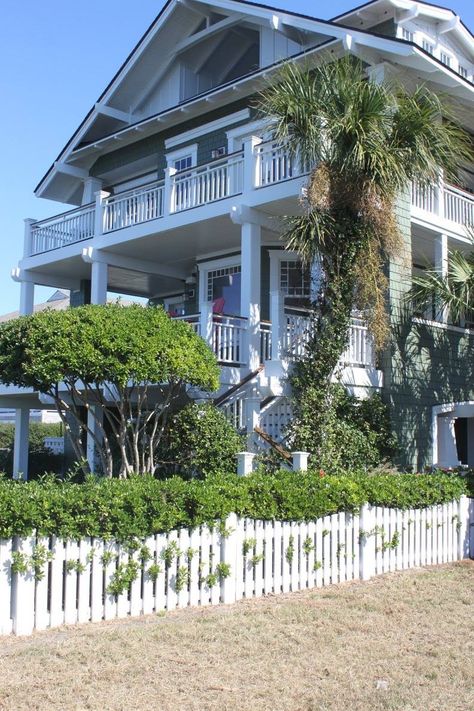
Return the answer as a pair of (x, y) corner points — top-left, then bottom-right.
(0, 304), (220, 478)
(0, 470), (466, 541)
(159, 402), (243, 478)
(258, 57), (471, 455)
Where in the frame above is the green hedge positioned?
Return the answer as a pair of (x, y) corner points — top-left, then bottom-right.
(0, 470), (467, 541)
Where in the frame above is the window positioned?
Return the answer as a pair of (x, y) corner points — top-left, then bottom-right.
(440, 52), (451, 67)
(458, 65), (469, 79)
(207, 265), (241, 315)
(402, 28), (414, 42)
(422, 39), (434, 55)
(280, 260), (311, 298)
(174, 155), (193, 173)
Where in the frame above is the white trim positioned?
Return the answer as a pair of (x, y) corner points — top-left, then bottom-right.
(226, 118), (270, 151)
(166, 143), (198, 168)
(268, 249), (298, 293)
(197, 254), (241, 307)
(164, 109), (250, 150)
(413, 317), (474, 336)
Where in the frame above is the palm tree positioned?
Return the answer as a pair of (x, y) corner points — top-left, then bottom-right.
(258, 56), (472, 453)
(411, 232), (474, 324)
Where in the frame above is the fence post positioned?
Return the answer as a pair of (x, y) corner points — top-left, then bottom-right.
(237, 452), (255, 476)
(0, 538), (13, 634)
(460, 495), (474, 560)
(12, 535), (36, 636)
(221, 513), (238, 604)
(359, 504), (376, 581)
(292, 452), (309, 471)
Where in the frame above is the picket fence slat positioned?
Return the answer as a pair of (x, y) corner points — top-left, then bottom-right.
(1, 498), (471, 637)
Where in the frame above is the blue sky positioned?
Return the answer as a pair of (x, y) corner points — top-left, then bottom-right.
(1, 0), (473, 314)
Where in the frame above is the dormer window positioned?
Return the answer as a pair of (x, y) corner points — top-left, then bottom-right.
(402, 28), (414, 42)
(458, 65), (468, 79)
(422, 39), (434, 55)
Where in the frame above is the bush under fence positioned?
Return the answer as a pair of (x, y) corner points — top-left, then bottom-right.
(1, 496), (473, 636)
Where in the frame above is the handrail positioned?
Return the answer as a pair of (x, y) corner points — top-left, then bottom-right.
(106, 179), (164, 203)
(32, 203), (95, 228)
(173, 150), (244, 177)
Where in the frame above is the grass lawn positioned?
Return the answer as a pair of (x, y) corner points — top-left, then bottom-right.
(1, 562), (473, 711)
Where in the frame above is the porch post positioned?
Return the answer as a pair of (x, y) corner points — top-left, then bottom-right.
(13, 408), (30, 480)
(19, 281), (35, 316)
(23, 218), (36, 258)
(242, 136), (262, 192)
(437, 414), (459, 468)
(164, 167), (177, 216)
(199, 301), (214, 351)
(240, 221), (261, 371)
(82, 177), (103, 205)
(87, 405), (103, 474)
(270, 290), (284, 360)
(434, 233), (448, 323)
(90, 260), (108, 305)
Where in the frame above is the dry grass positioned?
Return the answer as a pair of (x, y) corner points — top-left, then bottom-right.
(1, 562), (473, 711)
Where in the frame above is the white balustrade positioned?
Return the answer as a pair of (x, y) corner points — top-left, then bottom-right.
(103, 181), (164, 232)
(170, 313), (201, 335)
(30, 205), (95, 255)
(444, 184), (474, 226)
(259, 397), (292, 443)
(255, 141), (305, 187)
(411, 180), (474, 227)
(259, 321), (272, 361)
(171, 153), (244, 212)
(212, 314), (246, 364)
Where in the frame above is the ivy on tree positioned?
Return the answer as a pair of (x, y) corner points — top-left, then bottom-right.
(0, 304), (220, 478)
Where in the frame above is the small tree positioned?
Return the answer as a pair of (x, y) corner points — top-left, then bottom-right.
(0, 304), (220, 478)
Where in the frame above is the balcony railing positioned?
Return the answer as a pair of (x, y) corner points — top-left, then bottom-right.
(26, 141), (306, 256)
(411, 181), (474, 227)
(174, 304), (375, 369)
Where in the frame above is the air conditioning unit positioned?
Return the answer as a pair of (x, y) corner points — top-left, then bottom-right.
(211, 147), (226, 159)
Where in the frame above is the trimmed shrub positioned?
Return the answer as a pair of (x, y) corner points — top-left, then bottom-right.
(0, 470), (467, 541)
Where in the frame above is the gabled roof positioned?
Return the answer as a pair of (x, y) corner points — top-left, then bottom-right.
(35, 0), (474, 204)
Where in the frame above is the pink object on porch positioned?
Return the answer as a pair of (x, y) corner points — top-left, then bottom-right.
(212, 297), (225, 314)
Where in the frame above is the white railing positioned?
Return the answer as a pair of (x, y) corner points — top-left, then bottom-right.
(2, 498), (471, 636)
(212, 314), (246, 364)
(340, 317), (375, 367)
(444, 184), (474, 226)
(221, 396), (246, 431)
(171, 314), (201, 335)
(255, 141), (306, 188)
(172, 153), (244, 212)
(284, 309), (375, 368)
(411, 182), (437, 214)
(411, 180), (474, 227)
(43, 437), (64, 455)
(259, 397), (292, 443)
(103, 181), (164, 232)
(30, 205), (95, 255)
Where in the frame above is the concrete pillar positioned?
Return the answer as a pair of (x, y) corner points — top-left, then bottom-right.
(86, 405), (103, 474)
(13, 408), (30, 480)
(19, 281), (35, 316)
(240, 222), (261, 371)
(90, 260), (108, 305)
(434, 233), (449, 323)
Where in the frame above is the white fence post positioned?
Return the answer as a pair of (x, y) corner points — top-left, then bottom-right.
(459, 495), (474, 559)
(359, 504), (376, 581)
(0, 538), (13, 635)
(221, 513), (238, 604)
(12, 535), (36, 636)
(237, 451), (255, 476)
(292, 452), (309, 471)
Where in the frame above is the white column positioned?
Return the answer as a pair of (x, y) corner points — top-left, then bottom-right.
(90, 260), (108, 305)
(292, 451), (309, 471)
(19, 281), (35, 316)
(164, 167), (177, 215)
(199, 301), (214, 351)
(87, 405), (103, 474)
(240, 222), (261, 371)
(23, 218), (36, 258)
(13, 408), (30, 480)
(242, 136), (262, 192)
(270, 290), (284, 361)
(237, 451), (256, 476)
(437, 414), (459, 467)
(434, 233), (448, 323)
(82, 177), (103, 205)
(245, 394), (260, 451)
(94, 190), (109, 237)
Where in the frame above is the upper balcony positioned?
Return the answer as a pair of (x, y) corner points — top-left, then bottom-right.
(26, 140), (306, 259)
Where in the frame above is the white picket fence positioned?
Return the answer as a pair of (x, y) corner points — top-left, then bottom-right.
(1, 497), (472, 636)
